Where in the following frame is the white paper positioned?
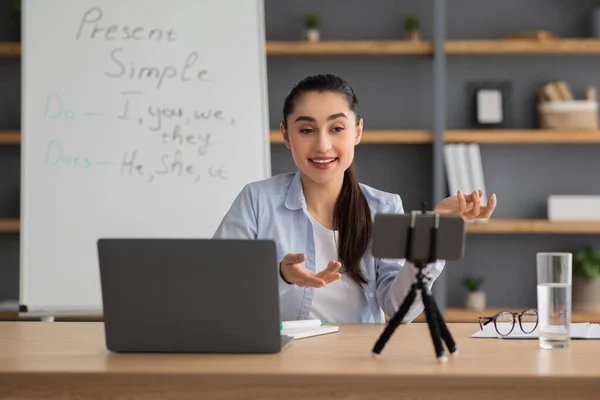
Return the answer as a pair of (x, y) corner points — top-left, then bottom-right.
(281, 325), (339, 340)
(477, 89), (503, 123)
(471, 322), (600, 339)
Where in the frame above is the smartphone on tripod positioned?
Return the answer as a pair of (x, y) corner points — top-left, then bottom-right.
(370, 211), (467, 362)
(371, 212), (466, 262)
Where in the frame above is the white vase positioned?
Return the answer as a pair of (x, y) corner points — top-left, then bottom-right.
(305, 29), (320, 42)
(465, 291), (486, 311)
(405, 30), (420, 41)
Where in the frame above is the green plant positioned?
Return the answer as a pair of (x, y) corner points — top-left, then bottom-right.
(574, 246), (600, 280)
(404, 14), (420, 31)
(463, 275), (483, 292)
(305, 12), (320, 30)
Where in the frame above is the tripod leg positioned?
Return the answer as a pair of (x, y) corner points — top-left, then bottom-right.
(429, 295), (457, 354)
(422, 290), (447, 363)
(372, 286), (417, 358)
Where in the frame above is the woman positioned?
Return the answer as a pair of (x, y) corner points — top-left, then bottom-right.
(213, 74), (496, 323)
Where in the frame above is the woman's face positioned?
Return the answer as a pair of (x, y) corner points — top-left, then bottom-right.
(281, 91), (362, 187)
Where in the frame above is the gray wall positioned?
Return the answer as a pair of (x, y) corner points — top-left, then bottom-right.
(1, 0), (600, 310)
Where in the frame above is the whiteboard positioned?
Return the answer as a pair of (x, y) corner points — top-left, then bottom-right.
(20, 0), (270, 312)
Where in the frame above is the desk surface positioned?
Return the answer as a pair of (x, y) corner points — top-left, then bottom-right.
(0, 322), (599, 400)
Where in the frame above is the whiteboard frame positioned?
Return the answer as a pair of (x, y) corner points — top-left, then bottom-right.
(19, 0), (271, 316)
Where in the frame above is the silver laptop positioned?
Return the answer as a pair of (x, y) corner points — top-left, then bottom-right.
(97, 238), (293, 353)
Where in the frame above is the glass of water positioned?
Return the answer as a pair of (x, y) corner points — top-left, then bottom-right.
(536, 252), (572, 349)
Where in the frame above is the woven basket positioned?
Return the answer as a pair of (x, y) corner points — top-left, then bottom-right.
(538, 101), (598, 130)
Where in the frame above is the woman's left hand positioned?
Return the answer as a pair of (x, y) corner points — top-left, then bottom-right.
(433, 189), (497, 221)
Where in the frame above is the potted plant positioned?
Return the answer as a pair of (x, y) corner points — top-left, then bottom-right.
(463, 275), (485, 311)
(573, 246), (600, 312)
(304, 12), (320, 42)
(404, 14), (420, 41)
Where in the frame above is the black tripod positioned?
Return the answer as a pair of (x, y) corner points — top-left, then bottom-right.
(371, 211), (457, 363)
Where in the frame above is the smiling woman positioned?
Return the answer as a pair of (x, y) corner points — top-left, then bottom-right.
(213, 74), (497, 325)
(279, 81), (368, 292)
(283, 95), (362, 192)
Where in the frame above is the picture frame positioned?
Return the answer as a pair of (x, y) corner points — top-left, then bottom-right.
(466, 81), (513, 129)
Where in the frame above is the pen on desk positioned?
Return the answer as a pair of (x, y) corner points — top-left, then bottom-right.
(280, 319), (324, 330)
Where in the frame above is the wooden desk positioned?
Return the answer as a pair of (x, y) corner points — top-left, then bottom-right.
(0, 322), (599, 400)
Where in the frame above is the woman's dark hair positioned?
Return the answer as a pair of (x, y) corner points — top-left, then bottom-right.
(282, 74), (372, 286)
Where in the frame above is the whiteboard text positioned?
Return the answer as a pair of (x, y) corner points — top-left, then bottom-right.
(105, 48), (209, 89)
(76, 7), (177, 42)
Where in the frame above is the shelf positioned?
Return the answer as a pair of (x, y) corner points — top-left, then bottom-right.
(266, 41), (432, 55)
(0, 312), (17, 321)
(446, 39), (600, 54)
(0, 219), (19, 233)
(270, 130), (433, 144)
(5, 130), (600, 146)
(446, 130), (600, 143)
(415, 308), (600, 323)
(467, 219), (600, 234)
(0, 131), (21, 144)
(4, 41), (430, 57)
(4, 40), (600, 58)
(0, 42), (20, 58)
(3, 130), (434, 145)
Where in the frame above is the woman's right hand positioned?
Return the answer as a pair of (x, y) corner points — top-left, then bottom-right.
(280, 253), (342, 288)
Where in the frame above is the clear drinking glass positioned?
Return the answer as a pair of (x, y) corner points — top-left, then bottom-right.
(536, 252), (572, 349)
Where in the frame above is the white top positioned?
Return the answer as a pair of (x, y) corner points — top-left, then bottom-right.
(307, 214), (367, 323)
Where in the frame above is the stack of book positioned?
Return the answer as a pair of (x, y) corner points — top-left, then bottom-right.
(443, 143), (489, 222)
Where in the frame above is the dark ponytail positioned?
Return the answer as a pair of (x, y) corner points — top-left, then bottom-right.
(334, 165), (372, 285)
(282, 74), (372, 286)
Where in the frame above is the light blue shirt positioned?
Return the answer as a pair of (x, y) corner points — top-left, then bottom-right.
(213, 171), (445, 323)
